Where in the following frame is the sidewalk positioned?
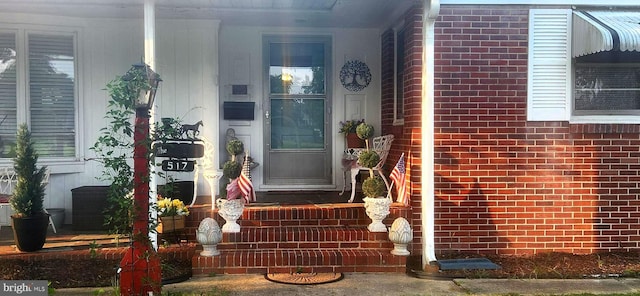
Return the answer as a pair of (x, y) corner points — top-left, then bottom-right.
(57, 273), (640, 296)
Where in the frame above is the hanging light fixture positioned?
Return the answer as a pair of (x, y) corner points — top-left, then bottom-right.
(123, 62), (162, 110)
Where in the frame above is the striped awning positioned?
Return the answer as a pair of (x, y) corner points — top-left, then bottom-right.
(572, 11), (640, 57)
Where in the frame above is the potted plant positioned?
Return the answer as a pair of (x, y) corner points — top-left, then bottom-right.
(339, 119), (365, 148)
(357, 123), (391, 232)
(217, 139), (245, 232)
(10, 124), (49, 252)
(155, 194), (190, 233)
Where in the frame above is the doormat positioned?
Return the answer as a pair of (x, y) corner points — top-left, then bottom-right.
(265, 272), (343, 285)
(437, 258), (500, 270)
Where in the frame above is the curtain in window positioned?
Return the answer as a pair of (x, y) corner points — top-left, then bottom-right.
(28, 34), (75, 157)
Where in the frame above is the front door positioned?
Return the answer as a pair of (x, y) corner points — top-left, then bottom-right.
(263, 36), (332, 185)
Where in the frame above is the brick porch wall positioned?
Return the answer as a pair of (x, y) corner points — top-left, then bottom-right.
(381, 5), (640, 256)
(380, 6), (424, 258)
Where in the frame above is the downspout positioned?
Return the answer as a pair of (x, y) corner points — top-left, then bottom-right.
(144, 0), (158, 250)
(422, 0), (439, 268)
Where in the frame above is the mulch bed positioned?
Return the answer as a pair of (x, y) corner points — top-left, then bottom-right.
(409, 251), (640, 279)
(0, 244), (195, 289)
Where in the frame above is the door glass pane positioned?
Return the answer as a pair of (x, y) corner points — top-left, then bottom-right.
(270, 97), (324, 149)
(269, 42), (324, 95)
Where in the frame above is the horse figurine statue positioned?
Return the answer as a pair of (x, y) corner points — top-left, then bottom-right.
(181, 120), (203, 138)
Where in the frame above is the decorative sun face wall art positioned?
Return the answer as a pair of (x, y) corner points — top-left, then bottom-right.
(340, 60), (371, 92)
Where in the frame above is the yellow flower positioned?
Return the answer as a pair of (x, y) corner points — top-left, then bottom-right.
(158, 198), (169, 208)
(156, 195), (189, 217)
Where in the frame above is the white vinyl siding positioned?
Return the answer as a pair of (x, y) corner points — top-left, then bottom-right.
(527, 9), (571, 121)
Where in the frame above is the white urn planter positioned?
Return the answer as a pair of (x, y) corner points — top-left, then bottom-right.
(196, 218), (222, 256)
(217, 198), (244, 233)
(363, 197), (391, 232)
(388, 217), (413, 256)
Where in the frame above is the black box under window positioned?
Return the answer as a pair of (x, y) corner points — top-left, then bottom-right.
(223, 101), (255, 120)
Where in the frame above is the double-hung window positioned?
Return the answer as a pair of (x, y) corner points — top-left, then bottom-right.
(528, 9), (640, 123)
(0, 28), (77, 160)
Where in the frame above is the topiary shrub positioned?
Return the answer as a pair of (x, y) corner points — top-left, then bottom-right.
(362, 176), (386, 198)
(358, 150), (380, 169)
(226, 139), (244, 161)
(222, 160), (242, 179)
(356, 123), (374, 140)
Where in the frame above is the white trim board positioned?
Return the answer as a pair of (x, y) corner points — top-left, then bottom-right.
(440, 0), (640, 6)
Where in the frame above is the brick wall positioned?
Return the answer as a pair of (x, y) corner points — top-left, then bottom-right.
(381, 6), (424, 257)
(382, 5), (640, 256)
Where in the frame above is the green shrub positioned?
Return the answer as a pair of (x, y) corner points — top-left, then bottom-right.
(226, 139), (244, 160)
(222, 160), (242, 179)
(356, 123), (374, 140)
(10, 124), (47, 217)
(358, 150), (380, 169)
(362, 176), (386, 198)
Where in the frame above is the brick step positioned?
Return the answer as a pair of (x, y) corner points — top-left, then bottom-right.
(186, 204), (409, 227)
(192, 249), (407, 275)
(183, 200), (411, 275)
(239, 204), (372, 227)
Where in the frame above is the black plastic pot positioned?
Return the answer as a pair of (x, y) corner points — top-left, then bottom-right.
(11, 213), (49, 252)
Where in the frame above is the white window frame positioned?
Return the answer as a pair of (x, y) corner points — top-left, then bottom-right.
(528, 9), (640, 124)
(393, 21), (406, 126)
(0, 24), (83, 172)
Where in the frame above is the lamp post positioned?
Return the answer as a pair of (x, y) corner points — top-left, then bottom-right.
(119, 62), (162, 296)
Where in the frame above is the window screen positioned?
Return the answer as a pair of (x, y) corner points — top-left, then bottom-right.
(574, 64), (640, 113)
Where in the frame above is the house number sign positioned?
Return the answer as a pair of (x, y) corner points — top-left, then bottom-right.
(161, 159), (195, 172)
(154, 139), (204, 172)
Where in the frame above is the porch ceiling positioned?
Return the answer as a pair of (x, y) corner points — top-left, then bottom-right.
(0, 0), (414, 28)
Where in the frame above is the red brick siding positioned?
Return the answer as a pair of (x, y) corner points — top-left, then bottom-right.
(381, 6), (424, 257)
(381, 28), (395, 131)
(381, 5), (640, 256)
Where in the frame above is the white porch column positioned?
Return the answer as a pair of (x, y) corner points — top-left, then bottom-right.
(144, 0), (156, 69)
(144, 0), (158, 249)
(422, 0), (440, 268)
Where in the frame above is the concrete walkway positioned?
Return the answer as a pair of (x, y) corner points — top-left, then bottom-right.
(58, 273), (640, 296)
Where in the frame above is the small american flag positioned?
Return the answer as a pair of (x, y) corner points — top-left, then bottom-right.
(390, 153), (408, 206)
(238, 153), (256, 203)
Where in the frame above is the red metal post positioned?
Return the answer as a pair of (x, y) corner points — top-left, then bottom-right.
(120, 108), (161, 295)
